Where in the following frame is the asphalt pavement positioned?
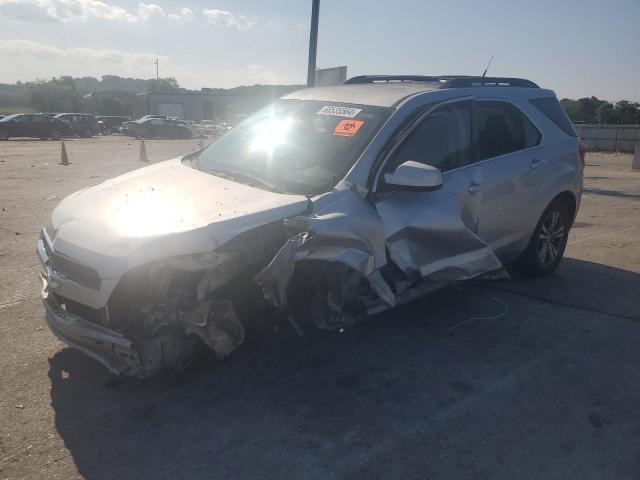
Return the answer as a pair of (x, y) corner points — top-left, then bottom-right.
(0, 137), (638, 479)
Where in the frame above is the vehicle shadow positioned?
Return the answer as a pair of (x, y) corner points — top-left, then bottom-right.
(48, 257), (640, 479)
(583, 188), (640, 200)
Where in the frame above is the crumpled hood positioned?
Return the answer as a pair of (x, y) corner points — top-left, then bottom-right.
(49, 158), (309, 279)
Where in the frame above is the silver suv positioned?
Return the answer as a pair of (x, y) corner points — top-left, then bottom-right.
(38, 75), (584, 377)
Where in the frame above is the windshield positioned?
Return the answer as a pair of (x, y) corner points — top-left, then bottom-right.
(0, 114), (18, 122)
(192, 99), (392, 195)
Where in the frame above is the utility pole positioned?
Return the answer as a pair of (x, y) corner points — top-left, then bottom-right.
(154, 58), (159, 80)
(306, 0), (320, 87)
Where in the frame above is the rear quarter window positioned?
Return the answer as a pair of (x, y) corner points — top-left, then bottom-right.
(529, 97), (577, 137)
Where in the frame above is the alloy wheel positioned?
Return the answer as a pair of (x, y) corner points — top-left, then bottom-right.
(537, 210), (565, 266)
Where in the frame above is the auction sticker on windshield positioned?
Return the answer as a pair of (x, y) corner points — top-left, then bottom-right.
(317, 105), (362, 118)
(334, 119), (365, 137)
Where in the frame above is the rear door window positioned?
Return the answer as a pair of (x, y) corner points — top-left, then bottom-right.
(476, 101), (541, 160)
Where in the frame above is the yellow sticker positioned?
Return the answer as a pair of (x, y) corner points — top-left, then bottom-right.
(333, 119), (365, 137)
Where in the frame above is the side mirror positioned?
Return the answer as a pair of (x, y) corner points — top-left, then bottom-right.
(383, 160), (443, 191)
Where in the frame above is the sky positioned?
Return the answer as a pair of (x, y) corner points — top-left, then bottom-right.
(0, 0), (638, 101)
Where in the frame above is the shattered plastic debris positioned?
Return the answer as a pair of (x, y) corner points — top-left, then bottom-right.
(179, 299), (244, 358)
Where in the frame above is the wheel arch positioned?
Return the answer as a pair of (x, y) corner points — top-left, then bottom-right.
(550, 190), (578, 224)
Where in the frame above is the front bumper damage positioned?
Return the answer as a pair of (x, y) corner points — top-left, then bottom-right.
(43, 281), (149, 376)
(42, 277), (244, 377)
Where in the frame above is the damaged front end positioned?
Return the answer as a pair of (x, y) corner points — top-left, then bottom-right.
(40, 182), (507, 378)
(40, 221), (289, 377)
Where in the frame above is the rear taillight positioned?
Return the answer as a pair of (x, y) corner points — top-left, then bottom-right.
(578, 142), (586, 169)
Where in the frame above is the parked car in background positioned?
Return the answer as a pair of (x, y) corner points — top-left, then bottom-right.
(96, 116), (131, 135)
(136, 115), (169, 122)
(124, 116), (192, 139)
(54, 113), (98, 138)
(0, 113), (70, 140)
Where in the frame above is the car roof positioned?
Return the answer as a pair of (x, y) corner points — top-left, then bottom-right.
(282, 76), (542, 108)
(282, 82), (440, 108)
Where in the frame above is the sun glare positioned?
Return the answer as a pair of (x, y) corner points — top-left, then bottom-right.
(111, 188), (193, 238)
(248, 115), (294, 155)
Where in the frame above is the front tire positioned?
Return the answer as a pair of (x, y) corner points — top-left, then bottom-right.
(514, 199), (570, 277)
(50, 129), (61, 141)
(0, 129), (9, 141)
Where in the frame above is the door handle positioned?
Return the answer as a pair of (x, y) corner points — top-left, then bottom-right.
(467, 181), (482, 193)
(530, 158), (546, 169)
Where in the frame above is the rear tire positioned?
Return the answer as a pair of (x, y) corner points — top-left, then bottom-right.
(82, 129), (93, 138)
(514, 199), (570, 277)
(0, 129), (9, 141)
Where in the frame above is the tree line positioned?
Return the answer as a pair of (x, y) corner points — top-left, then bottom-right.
(560, 97), (640, 124)
(0, 76), (185, 116)
(1, 75), (638, 124)
(0, 76), (304, 117)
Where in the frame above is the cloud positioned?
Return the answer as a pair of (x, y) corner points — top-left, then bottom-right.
(167, 6), (192, 23)
(0, 0), (194, 23)
(0, 0), (136, 22)
(0, 40), (170, 80)
(137, 2), (164, 21)
(202, 8), (253, 29)
(0, 40), (298, 89)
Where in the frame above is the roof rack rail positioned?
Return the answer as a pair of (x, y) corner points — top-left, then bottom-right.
(343, 75), (539, 89)
(344, 75), (463, 85)
(441, 77), (539, 88)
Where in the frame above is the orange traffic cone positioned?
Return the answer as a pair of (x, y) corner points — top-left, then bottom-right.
(139, 139), (149, 163)
(59, 142), (69, 166)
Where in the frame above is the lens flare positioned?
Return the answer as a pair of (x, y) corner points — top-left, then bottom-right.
(248, 116), (294, 155)
(112, 187), (193, 237)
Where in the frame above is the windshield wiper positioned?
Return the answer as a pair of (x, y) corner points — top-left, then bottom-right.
(205, 169), (277, 192)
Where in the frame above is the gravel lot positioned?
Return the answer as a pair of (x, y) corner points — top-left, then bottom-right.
(1, 136), (639, 479)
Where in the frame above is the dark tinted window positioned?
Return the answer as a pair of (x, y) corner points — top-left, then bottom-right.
(529, 97), (576, 137)
(15, 115), (32, 123)
(388, 102), (473, 172)
(32, 115), (47, 123)
(476, 101), (541, 160)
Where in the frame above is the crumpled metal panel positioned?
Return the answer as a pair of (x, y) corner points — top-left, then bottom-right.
(375, 189), (505, 282)
(255, 179), (505, 313)
(254, 183), (396, 309)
